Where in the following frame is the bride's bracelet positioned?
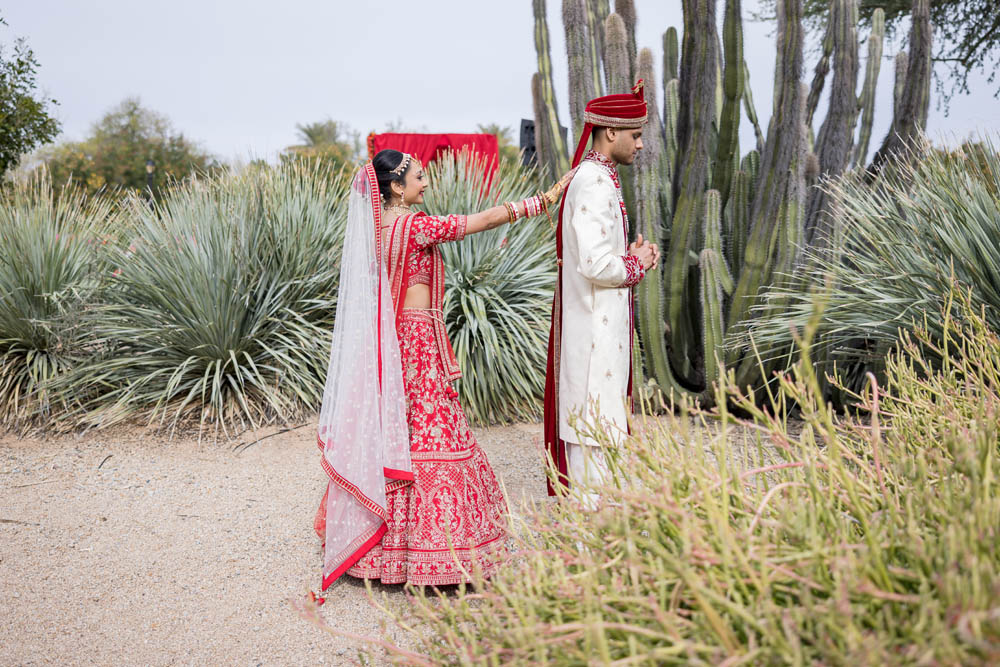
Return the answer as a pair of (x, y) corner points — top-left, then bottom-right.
(503, 201), (520, 223)
(505, 191), (557, 223)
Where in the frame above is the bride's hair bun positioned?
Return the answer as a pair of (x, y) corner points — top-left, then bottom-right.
(373, 150), (410, 202)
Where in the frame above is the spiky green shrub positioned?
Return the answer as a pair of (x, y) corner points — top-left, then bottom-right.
(740, 137), (1000, 382)
(317, 288), (1000, 664)
(423, 149), (554, 425)
(49, 161), (349, 434)
(0, 172), (118, 430)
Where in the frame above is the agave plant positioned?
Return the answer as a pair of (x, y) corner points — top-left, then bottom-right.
(50, 161), (349, 435)
(421, 150), (554, 425)
(738, 136), (1000, 387)
(0, 171), (117, 430)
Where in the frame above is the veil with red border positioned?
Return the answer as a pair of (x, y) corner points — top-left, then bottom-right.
(314, 163), (413, 589)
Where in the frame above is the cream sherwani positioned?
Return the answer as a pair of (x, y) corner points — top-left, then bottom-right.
(558, 154), (644, 460)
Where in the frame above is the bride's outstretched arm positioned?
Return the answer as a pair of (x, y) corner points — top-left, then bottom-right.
(464, 169), (575, 235)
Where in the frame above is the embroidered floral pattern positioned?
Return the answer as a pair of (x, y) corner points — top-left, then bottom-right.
(405, 214), (468, 287)
(346, 311), (508, 586)
(621, 254), (645, 287)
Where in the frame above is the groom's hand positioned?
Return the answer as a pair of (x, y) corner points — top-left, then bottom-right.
(628, 233), (657, 271)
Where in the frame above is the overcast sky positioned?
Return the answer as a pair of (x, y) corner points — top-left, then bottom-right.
(5, 0), (998, 164)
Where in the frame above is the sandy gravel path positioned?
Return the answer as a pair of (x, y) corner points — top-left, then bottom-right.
(1, 421), (548, 665)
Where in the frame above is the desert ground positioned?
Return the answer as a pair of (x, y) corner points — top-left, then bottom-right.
(2, 420), (549, 665)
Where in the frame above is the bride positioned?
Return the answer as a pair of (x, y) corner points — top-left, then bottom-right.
(314, 149), (571, 588)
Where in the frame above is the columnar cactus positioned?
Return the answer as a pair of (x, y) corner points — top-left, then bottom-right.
(603, 12), (639, 227)
(532, 73), (557, 179)
(700, 191), (733, 393)
(805, 0), (859, 249)
(713, 0), (745, 211)
(870, 0), (932, 175)
(661, 78), (680, 217)
(852, 8), (885, 167)
(633, 49), (673, 398)
(533, 0), (570, 176)
(603, 13), (632, 94)
(892, 51), (909, 117)
(742, 62), (766, 153)
(727, 169), (751, 277)
(539, 0), (899, 405)
(615, 0), (638, 85)
(666, 0), (718, 383)
(726, 0), (805, 334)
(585, 0), (609, 98)
(564, 0), (598, 139)
(740, 149), (761, 185)
(663, 27), (679, 84)
(805, 16), (834, 128)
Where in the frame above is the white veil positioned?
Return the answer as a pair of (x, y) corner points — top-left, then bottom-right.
(316, 163), (411, 589)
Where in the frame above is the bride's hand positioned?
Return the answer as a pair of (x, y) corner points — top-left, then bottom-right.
(544, 168), (577, 205)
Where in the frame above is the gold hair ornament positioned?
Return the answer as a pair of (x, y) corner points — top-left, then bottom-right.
(390, 153), (412, 176)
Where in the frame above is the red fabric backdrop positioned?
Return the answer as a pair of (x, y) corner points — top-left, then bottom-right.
(367, 133), (499, 167)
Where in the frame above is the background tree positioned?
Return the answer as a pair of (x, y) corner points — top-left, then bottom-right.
(281, 119), (362, 172)
(0, 16), (60, 178)
(761, 0), (1000, 103)
(36, 97), (215, 197)
(476, 123), (522, 163)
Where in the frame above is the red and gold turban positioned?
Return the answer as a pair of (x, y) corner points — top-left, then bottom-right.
(570, 80), (648, 168)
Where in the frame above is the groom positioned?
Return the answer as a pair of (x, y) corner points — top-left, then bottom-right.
(543, 81), (658, 497)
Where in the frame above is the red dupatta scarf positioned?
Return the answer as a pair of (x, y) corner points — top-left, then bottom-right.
(385, 212), (462, 382)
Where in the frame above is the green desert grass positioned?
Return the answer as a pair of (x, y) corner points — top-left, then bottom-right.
(299, 287), (1000, 665)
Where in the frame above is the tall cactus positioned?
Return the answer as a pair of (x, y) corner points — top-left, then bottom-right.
(663, 27), (679, 84)
(892, 51), (909, 115)
(633, 49), (677, 399)
(661, 78), (681, 217)
(586, 0), (610, 97)
(726, 0), (805, 334)
(727, 169), (751, 277)
(713, 0), (745, 212)
(541, 0), (897, 405)
(603, 13), (632, 94)
(604, 11), (640, 236)
(532, 73), (557, 179)
(805, 14), (835, 128)
(742, 62), (766, 153)
(666, 0), (717, 383)
(615, 0), (638, 84)
(805, 0), (859, 250)
(700, 190), (734, 394)
(870, 0), (932, 175)
(532, 0), (570, 177)
(851, 8), (885, 167)
(564, 0), (598, 139)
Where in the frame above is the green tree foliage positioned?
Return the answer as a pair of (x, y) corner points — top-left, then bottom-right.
(0, 17), (60, 177)
(763, 0), (1000, 102)
(36, 98), (215, 197)
(281, 119), (362, 173)
(476, 123), (521, 163)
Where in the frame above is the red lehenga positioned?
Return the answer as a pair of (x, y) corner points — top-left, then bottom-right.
(314, 163), (508, 589)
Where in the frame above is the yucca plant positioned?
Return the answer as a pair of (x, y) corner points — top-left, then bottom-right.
(0, 171), (117, 430)
(421, 149), (554, 425)
(49, 161), (350, 435)
(301, 287), (1000, 664)
(738, 136), (1000, 390)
